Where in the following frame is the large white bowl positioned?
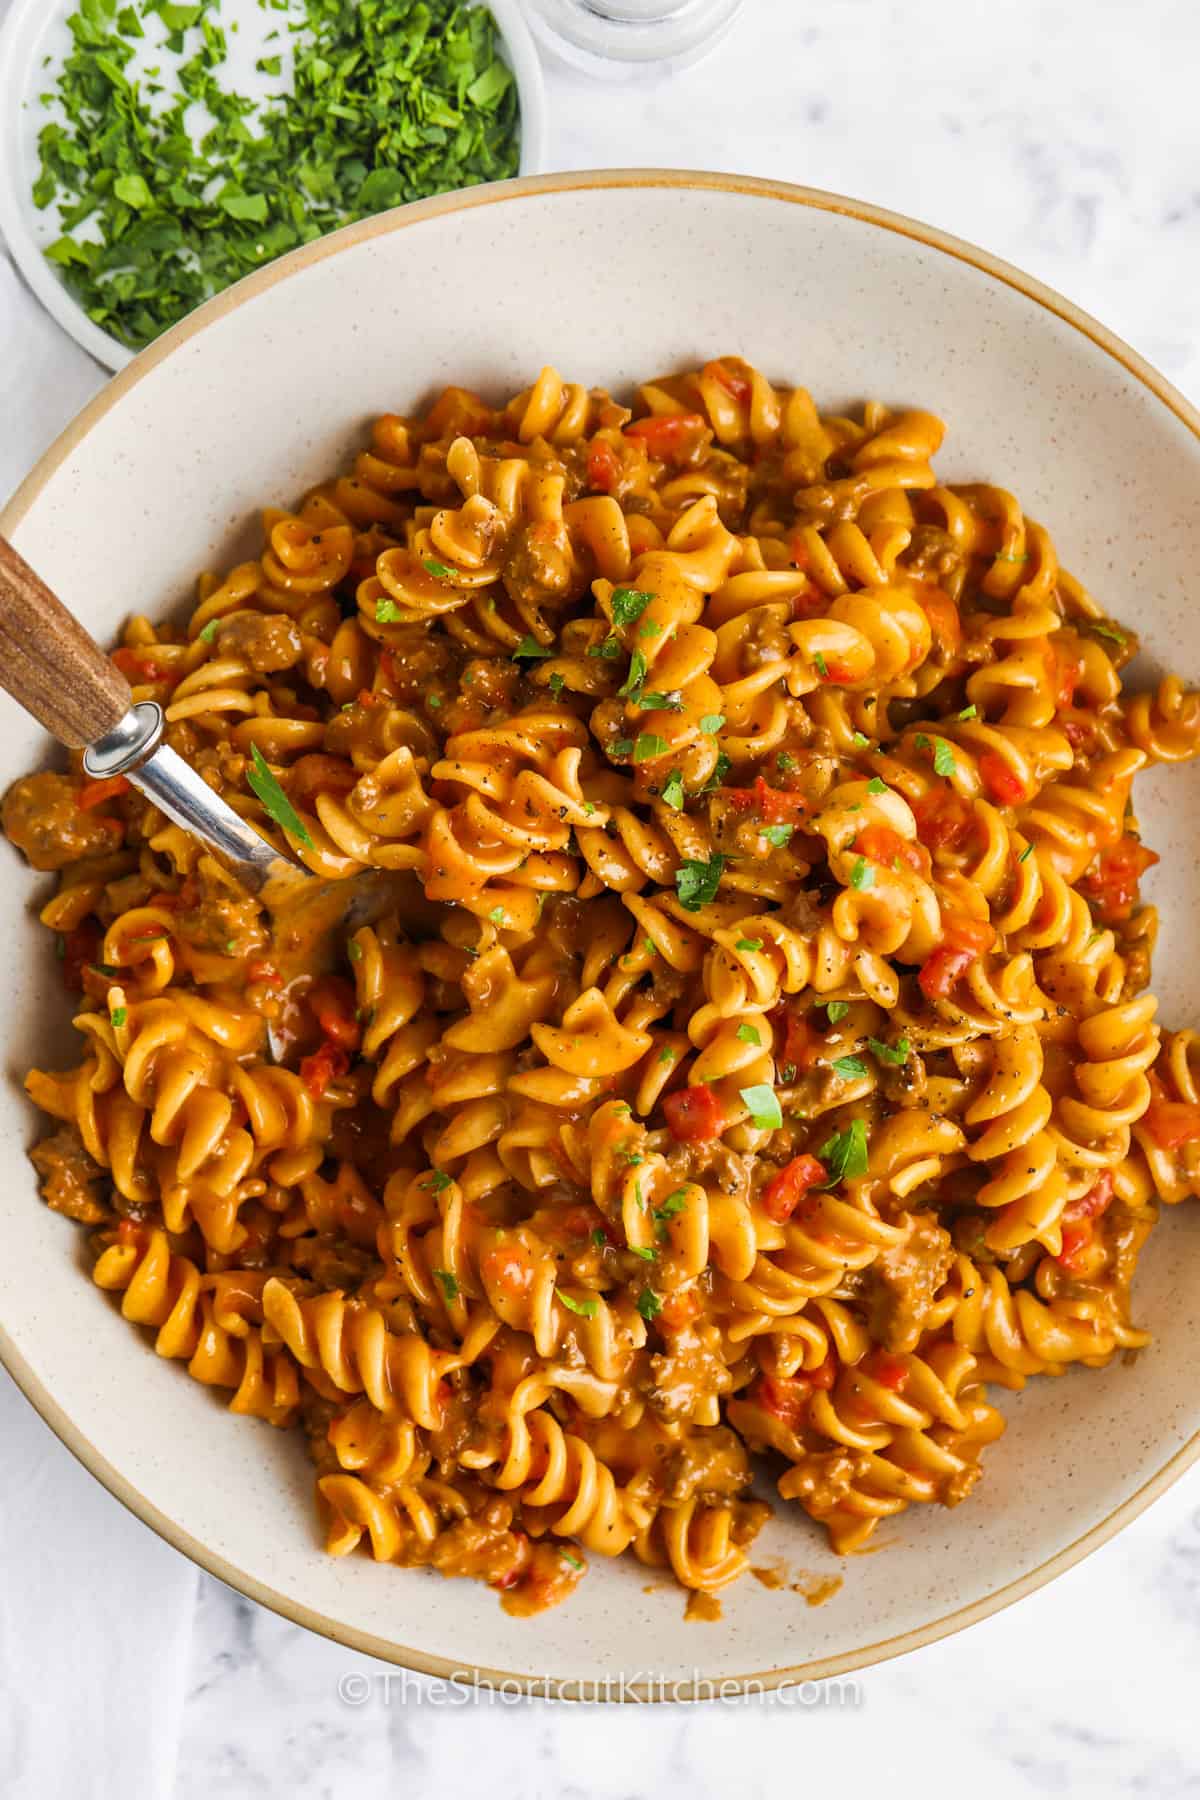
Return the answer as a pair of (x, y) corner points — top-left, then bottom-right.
(0, 0), (547, 372)
(3, 172), (1200, 1699)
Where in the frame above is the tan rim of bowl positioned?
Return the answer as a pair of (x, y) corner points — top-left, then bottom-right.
(3, 170), (1200, 1700)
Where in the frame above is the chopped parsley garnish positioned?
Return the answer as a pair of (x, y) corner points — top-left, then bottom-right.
(588, 637), (622, 660)
(661, 769), (686, 811)
(699, 713), (725, 735)
(611, 738), (634, 757)
(736, 1024), (761, 1045)
(825, 1000), (849, 1024)
(424, 1170), (452, 1193)
(198, 618), (219, 645)
(560, 1549), (584, 1571)
(831, 1055), (867, 1080)
(957, 703), (978, 721)
(849, 856), (874, 890)
(488, 906), (504, 924)
(762, 823), (794, 848)
(347, 941), (363, 962)
(33, 0), (520, 350)
(735, 937), (763, 951)
(658, 1047), (676, 1064)
(423, 559), (452, 579)
(1019, 843), (1034, 863)
(374, 598), (402, 624)
(813, 652), (829, 678)
(556, 1289), (599, 1319)
(109, 1006), (127, 1028)
(818, 1119), (869, 1183)
(636, 1287), (662, 1322)
(868, 1037), (909, 1066)
(653, 1191), (689, 1224)
(866, 776), (887, 794)
(852, 731), (870, 748)
(913, 733), (931, 751)
(513, 635), (551, 661)
(611, 587), (655, 627)
(639, 619), (663, 639)
(1086, 620), (1127, 647)
(590, 1229), (607, 1249)
(703, 751), (732, 791)
(618, 650), (648, 698)
(549, 673), (565, 701)
(740, 1084), (782, 1130)
(633, 733), (668, 764)
(433, 1268), (459, 1303)
(776, 753), (796, 772)
(247, 745), (314, 848)
(933, 738), (956, 777)
(638, 691), (683, 711)
(675, 855), (725, 911)
(628, 1244), (657, 1261)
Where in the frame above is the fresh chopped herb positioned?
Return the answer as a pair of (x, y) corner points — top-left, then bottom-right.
(583, 802), (597, 816)
(109, 1006), (127, 1028)
(611, 587), (655, 627)
(628, 1244), (656, 1261)
(428, 694), (442, 710)
(638, 691), (683, 712)
(736, 1024), (761, 1045)
(661, 769), (686, 811)
(818, 1118), (869, 1183)
(703, 751), (732, 791)
(777, 752), (796, 772)
(865, 776), (887, 794)
(424, 1170), (452, 1193)
(852, 731), (870, 749)
(740, 1084), (782, 1130)
(618, 650), (648, 698)
(247, 745), (313, 848)
(590, 1229), (607, 1249)
(1086, 620), (1127, 647)
(1019, 844), (1034, 863)
(699, 714), (725, 735)
(560, 1549), (584, 1571)
(642, 937), (657, 957)
(779, 1063), (797, 1082)
(675, 855), (725, 912)
(868, 1037), (909, 1066)
(556, 1289), (599, 1319)
(653, 1191), (688, 1223)
(825, 1000), (850, 1024)
(958, 703), (978, 721)
(198, 618), (220, 645)
(513, 635), (551, 661)
(633, 733), (668, 763)
(658, 1047), (676, 1065)
(423, 559), (451, 579)
(549, 672), (565, 701)
(347, 941), (363, 962)
(639, 619), (663, 639)
(850, 856), (874, 890)
(433, 1268), (459, 1303)
(636, 1287), (662, 1322)
(736, 937), (763, 952)
(933, 738), (956, 778)
(831, 1055), (867, 1079)
(611, 738), (634, 757)
(488, 906), (504, 924)
(813, 652), (829, 678)
(588, 637), (621, 660)
(913, 732), (931, 751)
(374, 598), (402, 624)
(762, 823), (794, 848)
(33, 0), (520, 351)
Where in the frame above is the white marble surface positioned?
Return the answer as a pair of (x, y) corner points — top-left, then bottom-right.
(4, 0), (1200, 1793)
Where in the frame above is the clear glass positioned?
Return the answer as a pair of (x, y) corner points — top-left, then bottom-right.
(522, 0), (744, 76)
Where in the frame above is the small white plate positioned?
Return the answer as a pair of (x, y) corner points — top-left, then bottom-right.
(0, 0), (547, 371)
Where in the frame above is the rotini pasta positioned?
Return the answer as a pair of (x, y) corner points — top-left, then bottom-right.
(7, 360), (1198, 1617)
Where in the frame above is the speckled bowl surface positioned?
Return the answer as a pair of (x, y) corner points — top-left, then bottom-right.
(3, 171), (1200, 1698)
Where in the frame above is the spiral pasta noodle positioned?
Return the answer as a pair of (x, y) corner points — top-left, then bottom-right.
(7, 359), (1198, 1614)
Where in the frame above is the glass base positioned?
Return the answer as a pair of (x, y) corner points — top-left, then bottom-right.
(523, 0), (744, 76)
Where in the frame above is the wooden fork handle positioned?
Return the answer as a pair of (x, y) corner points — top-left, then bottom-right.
(0, 537), (132, 748)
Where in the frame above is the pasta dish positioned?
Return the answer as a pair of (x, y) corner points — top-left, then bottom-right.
(6, 360), (1198, 1617)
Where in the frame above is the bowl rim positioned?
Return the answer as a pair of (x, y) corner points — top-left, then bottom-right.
(4, 167), (1200, 1699)
(0, 0), (548, 374)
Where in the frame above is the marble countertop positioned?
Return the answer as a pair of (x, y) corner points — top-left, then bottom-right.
(4, 0), (1200, 1793)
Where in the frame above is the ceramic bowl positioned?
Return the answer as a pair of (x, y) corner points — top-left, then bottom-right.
(0, 0), (547, 373)
(3, 172), (1200, 1699)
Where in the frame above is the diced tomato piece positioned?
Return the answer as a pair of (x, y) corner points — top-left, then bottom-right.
(1056, 1219), (1093, 1270)
(299, 1041), (350, 1099)
(483, 1245), (534, 1297)
(762, 1154), (828, 1222)
(818, 658), (856, 685)
(854, 823), (929, 875)
(77, 774), (130, 812)
(1048, 644), (1083, 711)
(1144, 1077), (1200, 1150)
(489, 1532), (531, 1592)
(663, 1084), (726, 1142)
(703, 359), (751, 403)
(808, 1353), (838, 1390)
(1054, 1173), (1116, 1270)
(918, 913), (996, 1000)
(1079, 836), (1159, 923)
(788, 531), (810, 571)
(1066, 1171), (1115, 1223)
(625, 413), (708, 462)
(753, 1373), (812, 1431)
(116, 1218), (142, 1246)
(659, 1289), (701, 1330)
(111, 646), (170, 683)
(915, 586), (962, 656)
(60, 920), (101, 992)
(864, 1350), (909, 1391)
(724, 776), (808, 824)
(307, 976), (361, 1051)
(246, 960), (282, 985)
(790, 582), (829, 620)
(912, 787), (975, 854)
(781, 1009), (820, 1074)
(586, 438), (620, 492)
(978, 750), (1028, 806)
